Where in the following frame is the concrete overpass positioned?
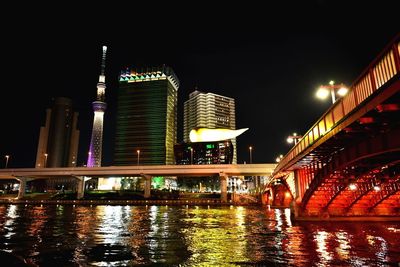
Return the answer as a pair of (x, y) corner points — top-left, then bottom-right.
(0, 164), (276, 201)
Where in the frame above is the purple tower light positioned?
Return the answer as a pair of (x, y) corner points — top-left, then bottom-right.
(87, 46), (107, 167)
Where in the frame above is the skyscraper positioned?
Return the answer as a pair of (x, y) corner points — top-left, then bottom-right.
(35, 97), (80, 168)
(114, 66), (179, 165)
(183, 90), (238, 163)
(87, 46), (107, 167)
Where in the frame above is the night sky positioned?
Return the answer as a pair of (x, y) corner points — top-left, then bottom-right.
(1, 2), (399, 167)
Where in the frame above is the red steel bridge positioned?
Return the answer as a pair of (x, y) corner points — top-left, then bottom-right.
(270, 34), (400, 219)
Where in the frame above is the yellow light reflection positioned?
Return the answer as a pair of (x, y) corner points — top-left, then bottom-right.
(275, 209), (282, 231)
(235, 206), (246, 231)
(95, 205), (124, 244)
(367, 235), (389, 263)
(4, 205), (19, 239)
(26, 206), (48, 238)
(335, 231), (350, 260)
(387, 227), (400, 233)
(73, 206), (96, 263)
(5, 205), (18, 226)
(314, 231), (333, 264)
(283, 208), (292, 227)
(182, 207), (250, 266)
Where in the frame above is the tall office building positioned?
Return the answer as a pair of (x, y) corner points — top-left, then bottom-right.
(87, 46), (107, 167)
(114, 66), (179, 165)
(36, 97), (80, 168)
(184, 90), (238, 163)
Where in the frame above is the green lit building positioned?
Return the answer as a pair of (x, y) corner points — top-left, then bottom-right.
(114, 66), (179, 165)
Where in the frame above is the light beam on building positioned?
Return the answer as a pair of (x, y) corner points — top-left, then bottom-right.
(87, 46), (107, 167)
(189, 128), (249, 142)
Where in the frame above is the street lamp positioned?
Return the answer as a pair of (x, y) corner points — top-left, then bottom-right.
(316, 80), (348, 104)
(275, 154), (283, 163)
(249, 146), (253, 164)
(137, 150), (140, 165)
(4, 155), (10, 168)
(190, 147), (193, 164)
(44, 153), (48, 168)
(287, 132), (302, 145)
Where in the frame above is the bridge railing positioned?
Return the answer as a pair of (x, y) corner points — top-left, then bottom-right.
(274, 34), (400, 175)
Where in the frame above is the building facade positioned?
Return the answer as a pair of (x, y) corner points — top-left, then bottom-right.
(183, 90), (237, 163)
(36, 97), (79, 168)
(114, 66), (179, 165)
(174, 140), (233, 165)
(35, 97), (79, 190)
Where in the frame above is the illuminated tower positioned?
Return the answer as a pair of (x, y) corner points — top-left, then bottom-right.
(183, 90), (237, 163)
(87, 46), (107, 167)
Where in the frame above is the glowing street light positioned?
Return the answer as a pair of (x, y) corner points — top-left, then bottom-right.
(249, 146), (253, 164)
(287, 132), (302, 145)
(275, 154), (283, 163)
(316, 80), (348, 104)
(44, 153), (48, 168)
(137, 150), (140, 165)
(190, 147), (193, 164)
(349, 184), (357, 190)
(4, 155), (10, 168)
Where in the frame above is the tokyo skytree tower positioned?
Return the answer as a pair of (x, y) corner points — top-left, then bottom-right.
(87, 46), (107, 167)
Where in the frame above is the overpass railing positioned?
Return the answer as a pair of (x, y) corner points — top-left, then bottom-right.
(274, 34), (400, 175)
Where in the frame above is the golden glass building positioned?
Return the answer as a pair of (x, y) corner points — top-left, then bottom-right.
(114, 66), (179, 165)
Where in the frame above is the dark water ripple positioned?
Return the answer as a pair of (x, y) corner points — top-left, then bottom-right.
(0, 204), (399, 266)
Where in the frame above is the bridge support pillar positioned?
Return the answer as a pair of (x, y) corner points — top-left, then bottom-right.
(75, 176), (91, 199)
(16, 177), (28, 199)
(219, 173), (228, 203)
(289, 197), (304, 220)
(142, 175), (152, 199)
(76, 177), (85, 199)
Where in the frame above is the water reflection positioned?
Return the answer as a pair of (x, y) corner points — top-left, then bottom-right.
(181, 206), (251, 266)
(0, 205), (399, 266)
(315, 231), (333, 265)
(335, 231), (350, 261)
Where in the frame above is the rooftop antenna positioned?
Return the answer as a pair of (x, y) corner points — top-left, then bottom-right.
(100, 46), (107, 76)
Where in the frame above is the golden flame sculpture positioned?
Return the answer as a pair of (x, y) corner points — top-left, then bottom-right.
(189, 128), (249, 142)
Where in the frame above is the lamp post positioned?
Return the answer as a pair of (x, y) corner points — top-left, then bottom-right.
(275, 154), (283, 163)
(316, 80), (348, 104)
(190, 148), (193, 165)
(287, 132), (302, 145)
(5, 155), (9, 168)
(44, 153), (48, 168)
(249, 146), (253, 164)
(137, 150), (140, 166)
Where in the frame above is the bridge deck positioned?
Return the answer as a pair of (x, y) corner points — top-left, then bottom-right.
(0, 164), (276, 179)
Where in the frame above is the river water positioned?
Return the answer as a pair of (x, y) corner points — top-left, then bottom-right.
(0, 204), (399, 266)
